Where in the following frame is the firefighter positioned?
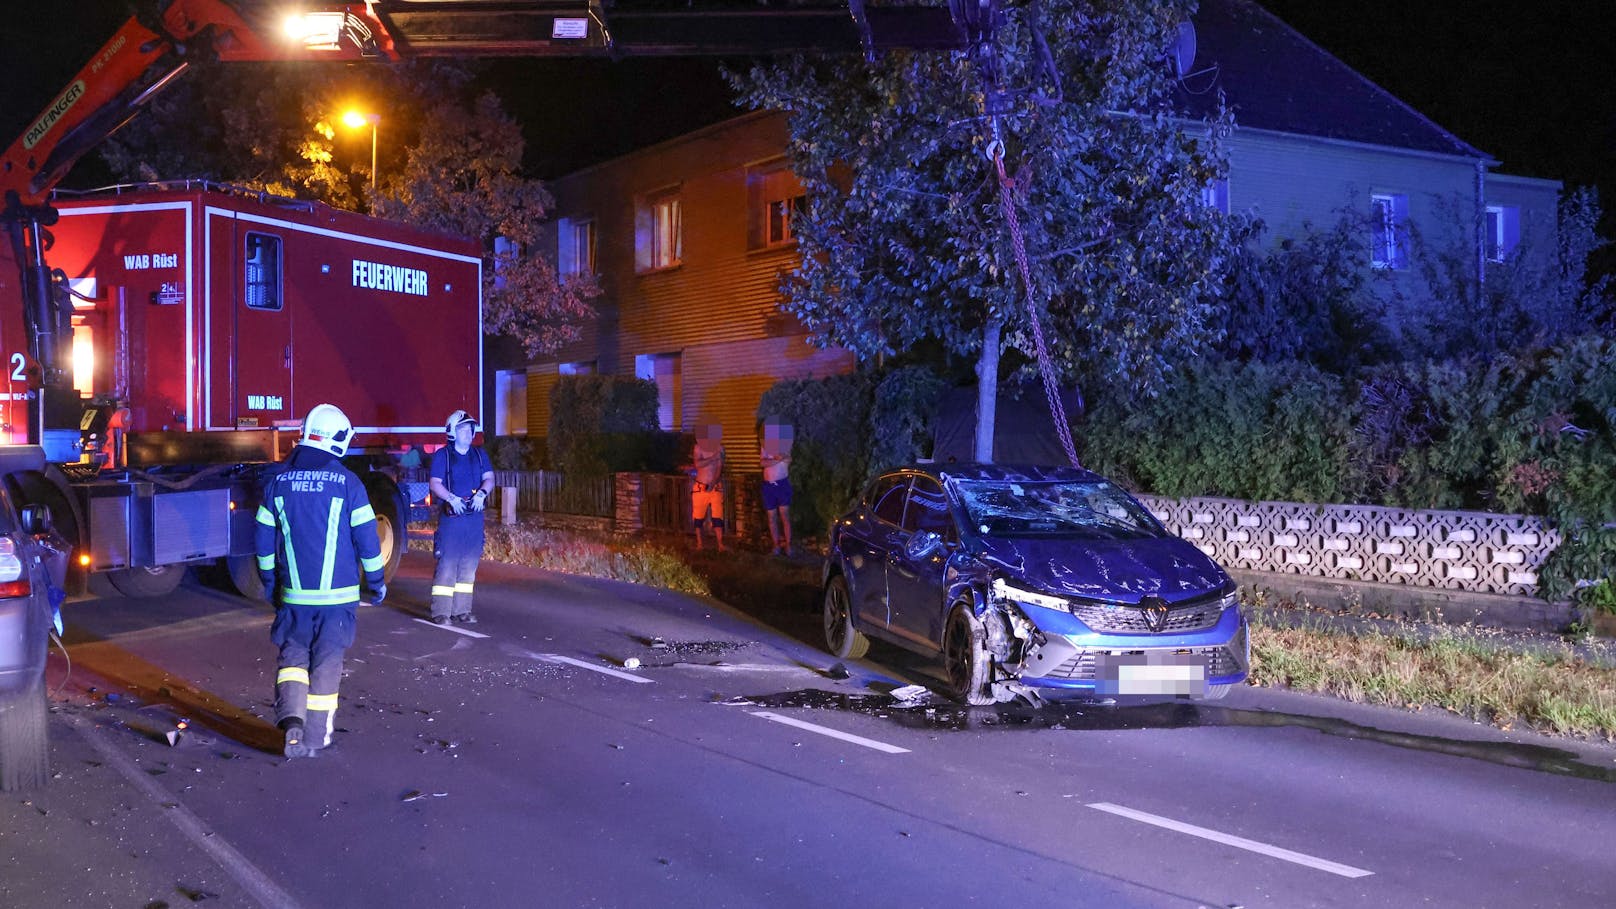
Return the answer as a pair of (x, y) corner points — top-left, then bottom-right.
(256, 403), (387, 759)
(427, 409), (493, 625)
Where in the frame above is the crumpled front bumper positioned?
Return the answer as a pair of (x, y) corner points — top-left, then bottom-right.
(1015, 607), (1250, 692)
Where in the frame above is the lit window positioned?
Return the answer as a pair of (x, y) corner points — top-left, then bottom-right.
(749, 163), (808, 249)
(635, 191), (682, 271)
(494, 369), (527, 435)
(1201, 178), (1229, 214)
(558, 360), (595, 376)
(634, 352), (682, 430)
(245, 232), (282, 310)
(1485, 204), (1520, 263)
(557, 218), (596, 278)
(1370, 193), (1408, 270)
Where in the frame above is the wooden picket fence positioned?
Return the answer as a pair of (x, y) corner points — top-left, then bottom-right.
(490, 470), (614, 518)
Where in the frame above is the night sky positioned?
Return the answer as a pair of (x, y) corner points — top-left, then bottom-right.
(2, 2), (1612, 197)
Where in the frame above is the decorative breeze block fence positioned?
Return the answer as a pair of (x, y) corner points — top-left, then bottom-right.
(1136, 495), (1560, 599)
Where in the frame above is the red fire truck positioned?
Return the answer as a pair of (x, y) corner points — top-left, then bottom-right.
(5, 183), (483, 597)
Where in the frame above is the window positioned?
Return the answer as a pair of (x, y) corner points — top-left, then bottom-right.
(1485, 204), (1521, 263)
(1370, 193), (1408, 270)
(749, 164), (807, 248)
(870, 475), (910, 526)
(634, 352), (682, 431)
(493, 235), (519, 290)
(558, 360), (595, 376)
(635, 190), (682, 271)
(244, 232), (282, 310)
(494, 370), (528, 435)
(902, 476), (954, 538)
(1201, 177), (1229, 214)
(557, 218), (596, 278)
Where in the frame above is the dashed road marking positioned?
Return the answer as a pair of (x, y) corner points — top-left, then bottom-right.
(66, 715), (304, 908)
(1087, 802), (1374, 879)
(413, 618), (490, 639)
(748, 711), (911, 754)
(539, 654), (654, 684)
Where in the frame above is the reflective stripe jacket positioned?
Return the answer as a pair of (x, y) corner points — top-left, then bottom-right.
(255, 446), (385, 607)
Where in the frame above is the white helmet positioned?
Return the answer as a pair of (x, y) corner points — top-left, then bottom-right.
(299, 403), (354, 457)
(445, 409), (479, 439)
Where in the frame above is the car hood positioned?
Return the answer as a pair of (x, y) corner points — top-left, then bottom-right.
(973, 534), (1228, 603)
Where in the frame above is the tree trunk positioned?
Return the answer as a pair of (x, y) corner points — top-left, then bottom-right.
(974, 317), (1001, 463)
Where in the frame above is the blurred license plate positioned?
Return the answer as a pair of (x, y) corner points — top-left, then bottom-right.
(1095, 652), (1207, 696)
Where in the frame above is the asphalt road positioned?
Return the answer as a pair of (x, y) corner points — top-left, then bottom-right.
(3, 553), (1614, 908)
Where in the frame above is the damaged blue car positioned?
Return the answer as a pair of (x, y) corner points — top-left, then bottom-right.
(822, 464), (1249, 705)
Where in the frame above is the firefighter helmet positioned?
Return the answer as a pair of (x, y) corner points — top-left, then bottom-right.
(299, 403), (354, 457)
(445, 409), (479, 439)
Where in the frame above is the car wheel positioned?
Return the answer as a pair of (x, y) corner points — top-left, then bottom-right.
(0, 671), (49, 792)
(823, 575), (869, 659)
(944, 606), (994, 706)
(107, 564), (186, 598)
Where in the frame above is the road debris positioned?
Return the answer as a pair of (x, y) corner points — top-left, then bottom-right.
(888, 684), (930, 702)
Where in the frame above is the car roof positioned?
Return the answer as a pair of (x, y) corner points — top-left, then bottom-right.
(890, 463), (1108, 485)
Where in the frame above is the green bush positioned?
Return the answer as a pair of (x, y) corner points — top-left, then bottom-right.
(869, 365), (949, 472)
(757, 372), (874, 536)
(1081, 358), (1356, 502)
(487, 435), (545, 471)
(549, 376), (663, 476)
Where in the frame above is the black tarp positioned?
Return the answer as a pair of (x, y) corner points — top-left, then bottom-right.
(929, 383), (1082, 466)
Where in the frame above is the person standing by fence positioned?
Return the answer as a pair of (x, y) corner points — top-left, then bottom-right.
(760, 420), (794, 556)
(690, 424), (726, 552)
(429, 410), (493, 625)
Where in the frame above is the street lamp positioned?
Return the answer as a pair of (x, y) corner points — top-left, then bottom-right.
(341, 110), (380, 188)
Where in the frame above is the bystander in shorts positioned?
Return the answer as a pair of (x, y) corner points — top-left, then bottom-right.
(692, 481), (725, 528)
(761, 477), (792, 512)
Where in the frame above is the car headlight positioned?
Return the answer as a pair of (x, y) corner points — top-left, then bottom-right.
(1219, 587), (1240, 612)
(991, 578), (1068, 612)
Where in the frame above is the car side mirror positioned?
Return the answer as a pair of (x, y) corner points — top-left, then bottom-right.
(20, 503), (52, 536)
(905, 529), (943, 560)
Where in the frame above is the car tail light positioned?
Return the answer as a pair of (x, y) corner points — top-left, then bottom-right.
(0, 537), (29, 598)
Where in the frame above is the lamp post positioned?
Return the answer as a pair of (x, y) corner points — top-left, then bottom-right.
(341, 110), (380, 189)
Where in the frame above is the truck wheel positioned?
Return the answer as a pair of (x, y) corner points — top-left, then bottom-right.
(0, 671), (49, 792)
(226, 555), (266, 601)
(366, 481), (405, 584)
(107, 564), (186, 598)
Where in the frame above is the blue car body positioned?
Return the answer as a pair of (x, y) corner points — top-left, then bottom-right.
(823, 464), (1249, 702)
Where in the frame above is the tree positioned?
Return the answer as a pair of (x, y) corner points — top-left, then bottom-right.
(97, 60), (595, 359)
(728, 0), (1240, 461)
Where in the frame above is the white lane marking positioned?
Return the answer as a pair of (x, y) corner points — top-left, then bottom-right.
(1087, 802), (1374, 879)
(65, 715), (304, 909)
(412, 618), (490, 639)
(748, 711), (911, 754)
(539, 654), (654, 684)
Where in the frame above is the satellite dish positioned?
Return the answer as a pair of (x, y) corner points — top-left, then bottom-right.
(1171, 21), (1197, 78)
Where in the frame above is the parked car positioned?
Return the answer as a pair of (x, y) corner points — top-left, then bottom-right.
(0, 446), (74, 791)
(822, 464), (1248, 704)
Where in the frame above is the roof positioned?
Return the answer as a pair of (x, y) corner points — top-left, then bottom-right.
(1179, 0), (1490, 161)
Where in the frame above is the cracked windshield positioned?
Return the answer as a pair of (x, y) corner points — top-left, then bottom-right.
(953, 479), (1165, 540)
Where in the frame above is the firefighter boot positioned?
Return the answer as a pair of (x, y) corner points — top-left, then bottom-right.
(281, 718), (310, 759)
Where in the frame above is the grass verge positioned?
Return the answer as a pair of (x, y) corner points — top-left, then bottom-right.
(1248, 609), (1616, 741)
(409, 520), (709, 597)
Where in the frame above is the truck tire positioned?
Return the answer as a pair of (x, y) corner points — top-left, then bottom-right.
(107, 564), (186, 598)
(364, 477), (405, 584)
(0, 671), (49, 792)
(226, 555), (266, 601)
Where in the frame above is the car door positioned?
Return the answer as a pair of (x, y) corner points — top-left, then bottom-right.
(847, 474), (910, 629)
(886, 475), (956, 650)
